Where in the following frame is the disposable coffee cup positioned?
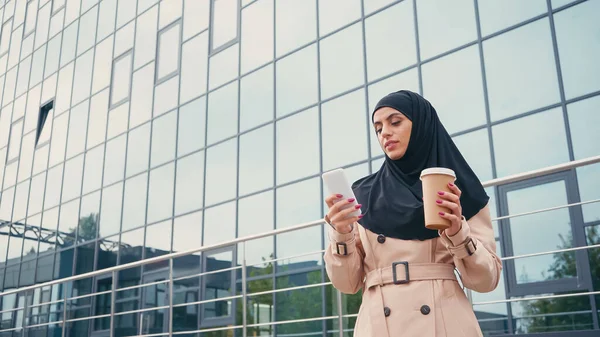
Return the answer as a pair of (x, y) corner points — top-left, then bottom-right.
(420, 167), (457, 230)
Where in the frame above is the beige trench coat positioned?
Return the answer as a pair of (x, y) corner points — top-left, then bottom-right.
(324, 205), (502, 337)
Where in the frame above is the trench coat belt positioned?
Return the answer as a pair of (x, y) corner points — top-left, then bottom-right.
(364, 262), (458, 337)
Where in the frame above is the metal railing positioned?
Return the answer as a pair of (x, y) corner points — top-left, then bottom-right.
(1, 155), (599, 336)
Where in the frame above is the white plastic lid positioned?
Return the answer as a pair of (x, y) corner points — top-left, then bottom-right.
(420, 167), (456, 179)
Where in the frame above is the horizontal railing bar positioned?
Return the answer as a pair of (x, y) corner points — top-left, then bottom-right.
(116, 279), (170, 293)
(493, 198), (600, 222)
(23, 320), (66, 329)
(247, 282), (332, 298)
(67, 290), (112, 302)
(246, 315), (339, 328)
(28, 298), (65, 309)
(172, 325), (244, 335)
(248, 249), (327, 268)
(501, 243), (600, 261)
(125, 333), (169, 337)
(65, 313), (111, 323)
(172, 294), (243, 308)
(172, 264), (242, 283)
(0, 306), (25, 314)
(473, 290), (600, 305)
(113, 305), (170, 317)
(0, 327), (22, 333)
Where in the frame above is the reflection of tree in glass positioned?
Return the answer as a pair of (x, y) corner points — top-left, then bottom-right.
(68, 213), (99, 242)
(519, 227), (599, 333)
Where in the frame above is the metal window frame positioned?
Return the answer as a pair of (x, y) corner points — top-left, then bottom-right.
(23, 0), (38, 39)
(199, 245), (236, 328)
(6, 117), (24, 165)
(108, 49), (133, 110)
(35, 98), (54, 148)
(155, 19), (182, 85)
(208, 0), (240, 55)
(51, 0), (66, 16)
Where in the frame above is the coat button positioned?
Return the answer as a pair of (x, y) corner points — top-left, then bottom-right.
(420, 305), (430, 315)
(377, 234), (386, 243)
(383, 307), (391, 317)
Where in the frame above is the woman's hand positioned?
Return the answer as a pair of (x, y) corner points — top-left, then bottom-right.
(437, 183), (463, 237)
(325, 194), (363, 234)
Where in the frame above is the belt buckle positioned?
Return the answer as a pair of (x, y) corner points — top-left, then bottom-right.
(336, 242), (348, 256)
(392, 261), (409, 284)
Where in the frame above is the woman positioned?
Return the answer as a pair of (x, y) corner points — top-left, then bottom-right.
(323, 90), (502, 336)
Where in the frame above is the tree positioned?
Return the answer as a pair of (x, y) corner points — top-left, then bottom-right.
(519, 226), (600, 333)
(67, 213), (99, 244)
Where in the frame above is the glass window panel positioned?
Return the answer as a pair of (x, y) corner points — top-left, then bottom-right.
(275, 45), (318, 117)
(24, 0), (38, 35)
(153, 75), (179, 117)
(211, 0), (237, 50)
(49, 112), (68, 167)
(126, 123), (151, 177)
(483, 18), (560, 121)
(0, 20), (11, 55)
(54, 63), (74, 115)
(150, 110), (177, 167)
(157, 21), (181, 81)
(17, 132), (34, 182)
(240, 0), (273, 74)
(65, 0), (81, 25)
(71, 50), (94, 105)
(8, 26), (23, 70)
(567, 96), (600, 161)
(28, 172), (46, 216)
(160, 0), (182, 29)
(3, 160), (18, 189)
(66, 100), (89, 159)
(552, 0), (577, 8)
(77, 5), (98, 55)
(0, 147), (5, 181)
(116, 0), (136, 28)
(58, 198), (79, 247)
(42, 73), (58, 104)
(24, 85), (42, 134)
(238, 190), (274, 265)
(7, 120), (23, 162)
(180, 32), (208, 103)
(276, 108), (319, 185)
(478, 0), (547, 37)
(103, 134), (126, 186)
(16, 56), (32, 97)
(122, 173), (148, 232)
(43, 164), (63, 210)
(60, 21), (79, 68)
(203, 201), (235, 246)
(576, 163), (600, 224)
(321, 89), (368, 171)
(240, 64), (273, 132)
(147, 163), (175, 224)
(82, 144), (104, 194)
(318, 0), (360, 37)
(452, 129), (493, 182)
(493, 108), (569, 177)
(21, 34), (35, 61)
(119, 228), (144, 265)
(178, 97), (206, 157)
(110, 52), (132, 106)
(61, 154), (84, 202)
(7, 236), (23, 262)
(87, 89), (109, 149)
(208, 43), (239, 90)
(175, 151), (204, 215)
(506, 181), (575, 283)
(319, 23), (364, 99)
(0, 109), (11, 148)
(422, 46), (486, 133)
(13, 95), (27, 123)
(49, 7), (65, 38)
(183, 0), (209, 40)
(134, 6), (158, 69)
(416, 0), (476, 59)
(554, 0), (600, 99)
(205, 139), (237, 206)
(276, 225), (321, 265)
(12, 180), (30, 221)
(173, 210), (203, 253)
(97, 0), (116, 41)
(92, 35), (114, 94)
(30, 46), (46, 86)
(239, 124), (273, 196)
(276, 177), (320, 229)
(207, 81), (238, 145)
(108, 98), (129, 140)
(79, 191), (100, 241)
(365, 1), (416, 81)
(145, 220), (172, 256)
(130, 63), (155, 128)
(0, 187), (15, 220)
(32, 143), (49, 175)
(3, 68), (17, 107)
(99, 182), (123, 237)
(275, 0), (316, 57)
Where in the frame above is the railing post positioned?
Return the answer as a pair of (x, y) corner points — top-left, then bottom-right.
(169, 258), (174, 337)
(61, 283), (68, 337)
(242, 241), (247, 337)
(336, 290), (343, 337)
(110, 271), (116, 337)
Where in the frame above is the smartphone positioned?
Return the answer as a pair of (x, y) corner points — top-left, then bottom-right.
(322, 168), (361, 218)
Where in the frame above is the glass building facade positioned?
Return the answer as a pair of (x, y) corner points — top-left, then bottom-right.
(0, 0), (599, 336)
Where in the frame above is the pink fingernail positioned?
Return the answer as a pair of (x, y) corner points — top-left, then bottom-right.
(336, 194), (343, 198)
(439, 212), (445, 216)
(358, 214), (363, 219)
(348, 198), (355, 202)
(436, 200), (442, 204)
(438, 191), (444, 196)
(449, 183), (454, 187)
(355, 204), (362, 209)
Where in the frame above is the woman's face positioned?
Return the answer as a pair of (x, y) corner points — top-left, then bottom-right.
(373, 107), (412, 160)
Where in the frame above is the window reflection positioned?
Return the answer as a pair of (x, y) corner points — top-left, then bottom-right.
(239, 124), (273, 196)
(92, 36), (114, 94)
(275, 44), (318, 117)
(205, 138), (237, 206)
(276, 177), (321, 229)
(153, 75), (179, 117)
(44, 164), (64, 210)
(134, 6), (158, 69)
(203, 201), (236, 246)
(151, 109), (177, 167)
(147, 163), (175, 224)
(82, 144), (104, 194)
(102, 134), (126, 186)
(211, 0), (238, 50)
(71, 50), (93, 105)
(12, 181), (30, 222)
(319, 23), (364, 99)
(483, 18), (560, 121)
(119, 227), (145, 265)
(576, 163), (600, 224)
(110, 51), (133, 107)
(180, 32), (208, 103)
(276, 108), (320, 185)
(241, 0), (273, 74)
(478, 0), (547, 37)
(208, 43), (239, 90)
(28, 172), (46, 217)
(60, 21), (78, 68)
(126, 123), (151, 177)
(321, 89), (368, 171)
(122, 173), (148, 232)
(422, 46), (486, 134)
(66, 100), (89, 159)
(61, 154), (84, 203)
(145, 220), (173, 260)
(87, 89), (109, 149)
(452, 129), (493, 182)
(99, 182), (123, 238)
(79, 191), (100, 241)
(175, 151), (204, 215)
(178, 97), (206, 157)
(172, 210), (202, 276)
(238, 191), (274, 266)
(107, 101), (130, 140)
(207, 81), (238, 145)
(48, 112), (68, 167)
(157, 21), (181, 81)
(275, 0), (316, 57)
(493, 108), (568, 177)
(240, 64), (273, 132)
(554, 0), (600, 99)
(130, 63), (155, 128)
(567, 96), (600, 161)
(183, 0), (209, 40)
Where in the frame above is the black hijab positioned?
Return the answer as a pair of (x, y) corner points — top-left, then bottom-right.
(351, 90), (489, 241)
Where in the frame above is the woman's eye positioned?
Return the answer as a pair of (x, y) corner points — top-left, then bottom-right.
(375, 128), (382, 134)
(392, 121), (400, 126)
